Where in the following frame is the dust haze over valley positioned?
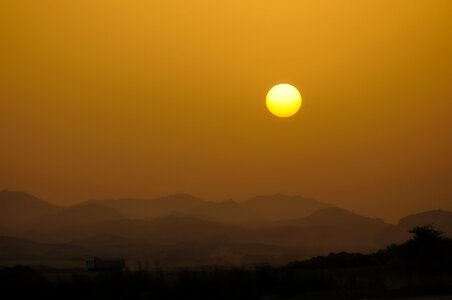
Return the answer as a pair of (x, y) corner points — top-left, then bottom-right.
(1, 190), (451, 268)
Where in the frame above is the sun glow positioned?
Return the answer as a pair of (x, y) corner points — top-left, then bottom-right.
(266, 84), (302, 118)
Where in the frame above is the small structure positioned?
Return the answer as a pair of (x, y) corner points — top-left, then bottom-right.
(85, 257), (125, 271)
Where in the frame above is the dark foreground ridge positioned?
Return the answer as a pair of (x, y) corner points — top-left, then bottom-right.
(1, 225), (452, 299)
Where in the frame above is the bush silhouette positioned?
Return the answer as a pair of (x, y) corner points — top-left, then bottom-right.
(409, 225), (444, 243)
(377, 225), (452, 272)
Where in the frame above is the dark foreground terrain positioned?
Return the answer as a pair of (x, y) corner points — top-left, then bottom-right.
(1, 225), (452, 300)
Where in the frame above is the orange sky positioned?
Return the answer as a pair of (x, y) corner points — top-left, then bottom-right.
(1, 0), (451, 222)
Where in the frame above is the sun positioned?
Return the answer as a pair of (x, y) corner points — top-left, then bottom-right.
(266, 84), (302, 118)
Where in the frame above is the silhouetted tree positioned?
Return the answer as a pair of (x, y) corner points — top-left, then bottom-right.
(408, 224), (444, 243)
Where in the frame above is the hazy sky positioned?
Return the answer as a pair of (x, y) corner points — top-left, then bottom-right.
(1, 0), (451, 222)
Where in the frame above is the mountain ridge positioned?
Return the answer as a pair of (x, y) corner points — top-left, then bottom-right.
(1, 190), (451, 267)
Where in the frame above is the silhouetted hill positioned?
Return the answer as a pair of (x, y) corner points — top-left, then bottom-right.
(398, 210), (452, 237)
(0, 236), (85, 267)
(243, 194), (331, 221)
(296, 207), (388, 228)
(0, 191), (60, 228)
(85, 194), (204, 219)
(23, 203), (124, 233)
(70, 234), (145, 248)
(19, 205), (446, 267)
(2, 190), (452, 268)
(60, 208), (394, 258)
(49, 215), (245, 244)
(260, 208), (395, 254)
(123, 215), (237, 243)
(188, 200), (267, 226)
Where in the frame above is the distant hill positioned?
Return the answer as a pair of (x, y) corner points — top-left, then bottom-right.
(300, 208), (395, 251)
(0, 191), (60, 228)
(398, 209), (452, 237)
(23, 203), (125, 233)
(48, 215), (246, 244)
(256, 208), (395, 254)
(47, 208), (397, 258)
(87, 194), (330, 226)
(0, 236), (86, 267)
(85, 194), (204, 219)
(70, 233), (298, 268)
(243, 194), (331, 221)
(70, 234), (145, 248)
(295, 207), (388, 228)
(188, 200), (267, 226)
(2, 190), (451, 268)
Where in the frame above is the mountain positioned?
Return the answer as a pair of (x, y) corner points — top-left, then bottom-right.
(0, 236), (86, 267)
(4, 191), (397, 254)
(295, 207), (388, 228)
(243, 194), (331, 221)
(398, 209), (452, 237)
(48, 215), (247, 244)
(84, 194), (204, 219)
(256, 208), (395, 254)
(70, 234), (145, 248)
(22, 203), (124, 234)
(188, 200), (267, 226)
(0, 190), (60, 228)
(2, 190), (451, 268)
(70, 233), (298, 268)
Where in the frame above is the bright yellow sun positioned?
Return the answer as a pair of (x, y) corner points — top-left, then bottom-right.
(266, 83), (302, 118)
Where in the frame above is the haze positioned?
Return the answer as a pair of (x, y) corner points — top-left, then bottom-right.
(1, 0), (451, 222)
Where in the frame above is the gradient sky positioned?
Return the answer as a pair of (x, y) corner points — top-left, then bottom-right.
(1, 0), (451, 222)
